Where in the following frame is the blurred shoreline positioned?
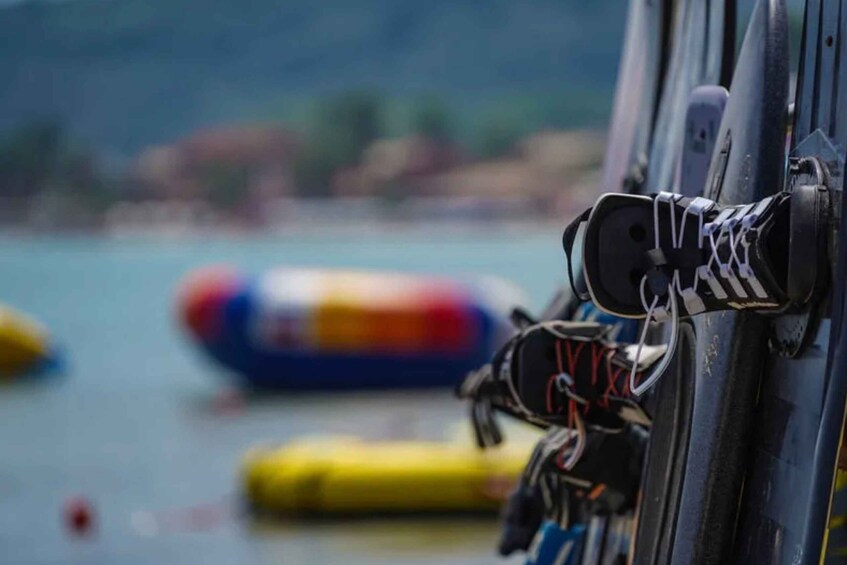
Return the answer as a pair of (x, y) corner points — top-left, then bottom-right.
(0, 169), (598, 238)
(0, 213), (567, 241)
(0, 121), (604, 236)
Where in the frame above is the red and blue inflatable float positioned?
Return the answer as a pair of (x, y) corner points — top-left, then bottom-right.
(177, 267), (525, 390)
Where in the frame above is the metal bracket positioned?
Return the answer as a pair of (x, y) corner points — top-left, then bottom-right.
(770, 138), (839, 358)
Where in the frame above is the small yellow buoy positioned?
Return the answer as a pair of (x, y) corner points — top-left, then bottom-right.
(0, 305), (55, 379)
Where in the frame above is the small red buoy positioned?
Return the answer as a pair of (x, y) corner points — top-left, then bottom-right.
(64, 497), (94, 536)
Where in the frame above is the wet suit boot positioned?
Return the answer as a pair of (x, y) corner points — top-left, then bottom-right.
(562, 185), (832, 396)
(564, 186), (831, 321)
(498, 481), (546, 557)
(498, 425), (646, 557)
(458, 320), (664, 451)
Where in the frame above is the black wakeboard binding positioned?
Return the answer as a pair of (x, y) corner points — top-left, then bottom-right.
(497, 425), (647, 556)
(566, 186), (832, 321)
(458, 319), (663, 452)
(561, 183), (832, 396)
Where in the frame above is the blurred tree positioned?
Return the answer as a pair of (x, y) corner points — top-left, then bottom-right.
(60, 149), (113, 211)
(202, 163), (251, 212)
(475, 117), (523, 159)
(323, 91), (382, 156)
(294, 91), (383, 197)
(412, 96), (453, 141)
(293, 140), (341, 198)
(0, 120), (63, 198)
(0, 119), (119, 228)
(0, 120), (113, 208)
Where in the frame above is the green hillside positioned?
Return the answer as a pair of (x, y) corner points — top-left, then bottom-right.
(0, 0), (626, 155)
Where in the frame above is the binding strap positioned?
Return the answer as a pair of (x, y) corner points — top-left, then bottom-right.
(562, 207), (594, 302)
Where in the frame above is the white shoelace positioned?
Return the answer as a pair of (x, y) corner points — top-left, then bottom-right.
(628, 192), (773, 396)
(526, 427), (583, 486)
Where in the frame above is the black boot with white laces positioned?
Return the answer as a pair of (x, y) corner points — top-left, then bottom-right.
(563, 183), (832, 395)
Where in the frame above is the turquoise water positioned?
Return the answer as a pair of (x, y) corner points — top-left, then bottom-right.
(0, 229), (564, 565)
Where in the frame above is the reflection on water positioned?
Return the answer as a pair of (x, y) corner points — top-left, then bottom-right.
(251, 517), (509, 561)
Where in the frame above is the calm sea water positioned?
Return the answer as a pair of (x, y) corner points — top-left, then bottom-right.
(0, 228), (564, 565)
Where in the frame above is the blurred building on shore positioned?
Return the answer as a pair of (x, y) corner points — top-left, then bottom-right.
(333, 135), (465, 198)
(113, 126), (604, 233)
(133, 125), (301, 202)
(332, 129), (604, 219)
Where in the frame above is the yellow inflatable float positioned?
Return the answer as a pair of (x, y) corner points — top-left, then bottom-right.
(0, 304), (58, 379)
(243, 434), (533, 515)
